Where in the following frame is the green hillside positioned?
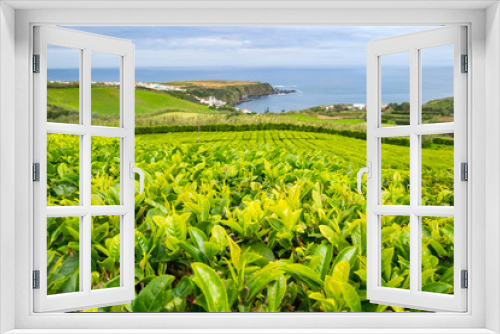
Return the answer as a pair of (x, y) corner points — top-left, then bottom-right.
(382, 97), (454, 125)
(47, 87), (212, 115)
(165, 80), (275, 104)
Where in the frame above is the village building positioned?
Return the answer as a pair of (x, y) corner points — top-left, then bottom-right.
(198, 96), (227, 108)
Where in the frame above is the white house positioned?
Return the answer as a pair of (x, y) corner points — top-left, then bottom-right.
(198, 96), (227, 108)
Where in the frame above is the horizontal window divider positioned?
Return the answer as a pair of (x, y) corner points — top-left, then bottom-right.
(372, 126), (411, 138)
(372, 123), (454, 138)
(89, 205), (129, 216)
(46, 123), (88, 136)
(372, 205), (454, 217)
(377, 286), (412, 294)
(46, 206), (89, 217)
(372, 205), (411, 215)
(368, 26), (461, 58)
(46, 290), (88, 300)
(46, 205), (129, 217)
(368, 299), (455, 313)
(413, 123), (455, 135)
(411, 206), (455, 217)
(416, 291), (456, 300)
(46, 124), (130, 138)
(90, 286), (124, 295)
(43, 290), (132, 313)
(372, 122), (455, 138)
(89, 126), (130, 138)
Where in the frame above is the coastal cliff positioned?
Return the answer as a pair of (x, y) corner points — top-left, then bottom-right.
(166, 80), (279, 104)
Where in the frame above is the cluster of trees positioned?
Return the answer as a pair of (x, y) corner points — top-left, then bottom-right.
(300, 105), (366, 118)
(382, 98), (454, 125)
(47, 104), (77, 120)
(47, 81), (79, 89)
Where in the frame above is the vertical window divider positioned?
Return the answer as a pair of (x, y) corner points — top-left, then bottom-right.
(119, 55), (124, 288)
(366, 48), (380, 296)
(410, 48), (420, 294)
(122, 49), (135, 294)
(35, 29), (48, 300)
(82, 47), (91, 294)
(415, 47), (424, 295)
(78, 49), (84, 294)
(409, 46), (420, 295)
(452, 26), (468, 304)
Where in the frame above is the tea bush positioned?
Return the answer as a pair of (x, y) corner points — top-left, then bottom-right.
(46, 130), (454, 312)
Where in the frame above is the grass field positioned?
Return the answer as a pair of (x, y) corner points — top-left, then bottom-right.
(47, 87), (212, 115)
(47, 85), (371, 131)
(46, 130), (455, 313)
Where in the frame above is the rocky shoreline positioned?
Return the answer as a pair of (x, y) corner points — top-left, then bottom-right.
(234, 87), (296, 105)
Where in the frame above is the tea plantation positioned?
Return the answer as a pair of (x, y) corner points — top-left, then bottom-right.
(46, 130), (455, 312)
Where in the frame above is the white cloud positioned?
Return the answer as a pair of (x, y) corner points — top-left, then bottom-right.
(57, 26), (447, 68)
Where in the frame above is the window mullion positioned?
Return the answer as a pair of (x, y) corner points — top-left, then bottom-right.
(81, 47), (92, 294)
(409, 47), (420, 295)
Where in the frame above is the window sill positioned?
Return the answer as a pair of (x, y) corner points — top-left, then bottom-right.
(3, 329), (498, 334)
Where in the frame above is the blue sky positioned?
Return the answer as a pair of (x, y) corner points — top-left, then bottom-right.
(50, 26), (445, 68)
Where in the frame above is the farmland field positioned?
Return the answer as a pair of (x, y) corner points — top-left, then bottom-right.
(46, 130), (455, 312)
(48, 87), (213, 115)
(47, 86), (213, 126)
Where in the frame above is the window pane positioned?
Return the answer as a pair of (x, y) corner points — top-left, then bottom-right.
(47, 216), (80, 295)
(47, 45), (80, 124)
(381, 137), (410, 205)
(381, 52), (410, 126)
(91, 215), (121, 290)
(380, 215), (410, 290)
(421, 45), (454, 124)
(91, 52), (121, 127)
(91, 137), (120, 205)
(421, 216), (454, 295)
(422, 134), (454, 206)
(47, 134), (80, 206)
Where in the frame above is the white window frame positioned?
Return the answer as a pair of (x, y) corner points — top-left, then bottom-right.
(365, 26), (467, 312)
(33, 26), (136, 312)
(1, 2), (498, 334)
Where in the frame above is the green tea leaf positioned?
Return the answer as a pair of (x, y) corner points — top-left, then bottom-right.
(342, 282), (362, 312)
(319, 225), (337, 245)
(132, 275), (175, 312)
(332, 246), (359, 271)
(226, 235), (242, 271)
(267, 275), (286, 312)
(191, 262), (229, 312)
(313, 244), (333, 280)
(332, 260), (350, 283)
(381, 247), (394, 281)
(280, 263), (324, 289)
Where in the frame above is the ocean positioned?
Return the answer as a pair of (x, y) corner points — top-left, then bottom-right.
(48, 66), (454, 113)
